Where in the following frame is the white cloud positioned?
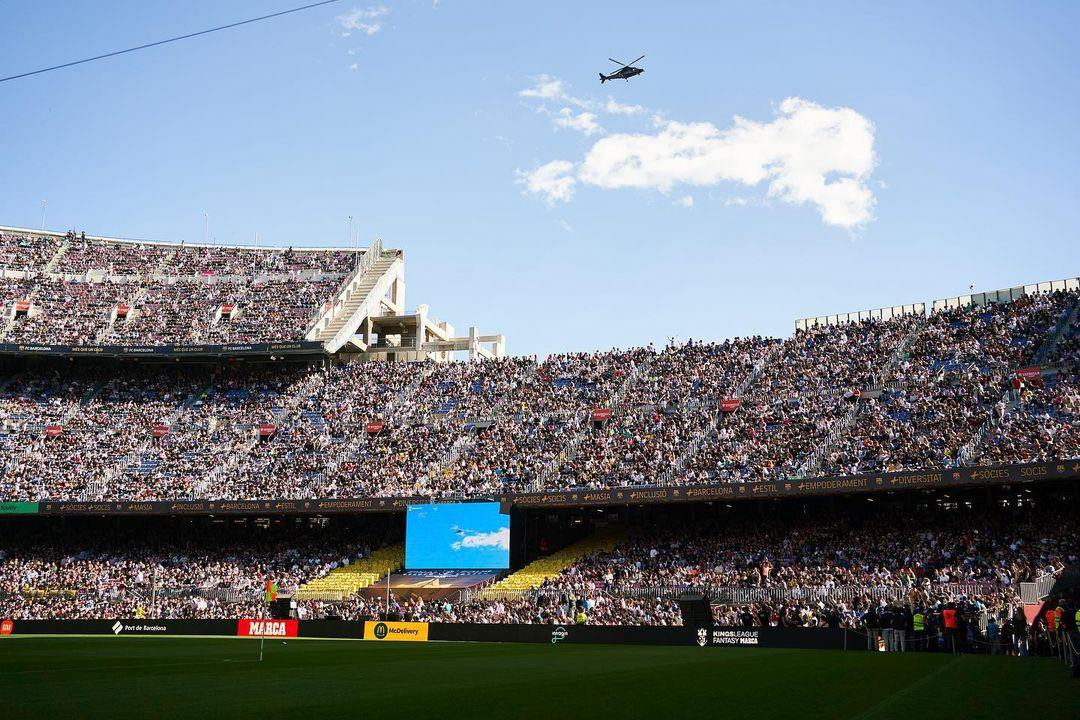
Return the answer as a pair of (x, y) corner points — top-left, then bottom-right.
(337, 5), (389, 36)
(605, 98), (645, 116)
(551, 108), (602, 136)
(725, 196), (750, 206)
(556, 219), (574, 233)
(516, 160), (577, 204)
(526, 98), (876, 228)
(675, 195), (694, 208)
(451, 527), (510, 552)
(518, 75), (589, 109)
(519, 75), (564, 101)
(350, 63), (359, 71)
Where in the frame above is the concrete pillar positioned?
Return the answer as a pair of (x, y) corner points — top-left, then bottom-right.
(415, 310), (426, 355)
(391, 275), (405, 313)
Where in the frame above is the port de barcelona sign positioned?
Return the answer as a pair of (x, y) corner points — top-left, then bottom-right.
(23, 462), (1077, 516)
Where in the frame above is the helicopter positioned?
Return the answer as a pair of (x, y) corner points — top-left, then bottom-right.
(599, 55), (645, 83)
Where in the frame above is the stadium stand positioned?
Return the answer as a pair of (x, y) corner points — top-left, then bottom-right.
(0, 228), (1076, 649)
(294, 544), (404, 601)
(0, 228), (365, 347)
(479, 526), (627, 598)
(4, 497), (1073, 642)
(0, 278), (1076, 502)
(0, 517), (397, 620)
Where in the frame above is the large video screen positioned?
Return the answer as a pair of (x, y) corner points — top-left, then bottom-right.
(405, 502), (510, 570)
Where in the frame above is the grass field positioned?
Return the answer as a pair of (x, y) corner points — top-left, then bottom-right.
(1, 637), (1077, 719)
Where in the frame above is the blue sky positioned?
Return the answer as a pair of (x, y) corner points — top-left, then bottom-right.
(1, 1), (1077, 356)
(406, 502), (509, 569)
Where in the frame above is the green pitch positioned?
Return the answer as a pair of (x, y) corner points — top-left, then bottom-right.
(1, 637), (1076, 719)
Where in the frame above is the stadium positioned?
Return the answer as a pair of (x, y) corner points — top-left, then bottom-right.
(2, 3), (1079, 719)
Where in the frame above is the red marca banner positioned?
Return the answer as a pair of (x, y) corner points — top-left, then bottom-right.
(236, 619), (297, 637)
(591, 408), (612, 421)
(1016, 368), (1042, 380)
(258, 424), (276, 437)
(152, 424), (170, 438)
(721, 399), (741, 412)
(14, 301), (30, 312)
(116, 304), (130, 317)
(44, 425), (63, 438)
(0, 619), (13, 636)
(366, 420), (385, 434)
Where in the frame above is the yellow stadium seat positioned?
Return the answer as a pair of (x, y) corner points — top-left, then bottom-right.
(479, 526), (625, 599)
(294, 544), (404, 601)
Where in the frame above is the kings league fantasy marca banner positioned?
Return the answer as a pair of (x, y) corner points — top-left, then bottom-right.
(26, 461), (1077, 516)
(0, 340), (325, 358)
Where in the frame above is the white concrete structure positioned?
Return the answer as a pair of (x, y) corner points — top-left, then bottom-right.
(341, 311), (505, 361)
(310, 240), (506, 361)
(0, 225), (505, 361)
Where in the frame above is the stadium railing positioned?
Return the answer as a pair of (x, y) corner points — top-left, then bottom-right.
(931, 277), (1079, 314)
(1020, 569), (1061, 604)
(794, 303), (925, 331)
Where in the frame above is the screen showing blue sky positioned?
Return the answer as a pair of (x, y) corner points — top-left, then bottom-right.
(406, 502), (510, 570)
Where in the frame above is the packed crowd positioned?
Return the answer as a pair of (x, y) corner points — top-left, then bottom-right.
(0, 230), (358, 277)
(977, 366), (1079, 465)
(300, 502), (1075, 636)
(819, 290), (1079, 475)
(0, 231), (358, 346)
(0, 289), (1077, 503)
(0, 233), (57, 272)
(0, 519), (394, 620)
(683, 290), (1079, 483)
(677, 315), (926, 483)
(8, 500), (1067, 630)
(298, 591), (685, 626)
(3, 276), (344, 346)
(547, 507), (1070, 597)
(564, 338), (776, 489)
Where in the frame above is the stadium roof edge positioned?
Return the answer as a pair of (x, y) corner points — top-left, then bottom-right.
(0, 224), (381, 254)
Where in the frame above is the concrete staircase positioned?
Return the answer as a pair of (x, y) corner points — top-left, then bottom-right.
(306, 240), (402, 353)
(41, 239), (70, 274)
